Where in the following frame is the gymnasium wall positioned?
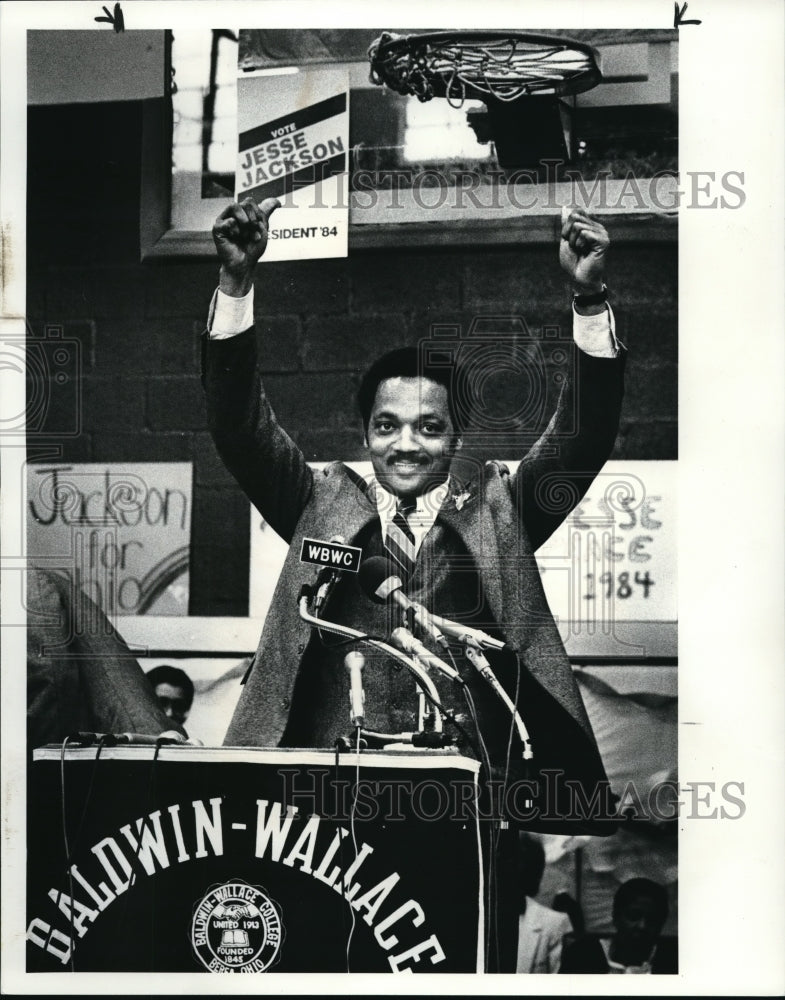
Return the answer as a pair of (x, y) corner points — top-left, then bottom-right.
(26, 99), (677, 616)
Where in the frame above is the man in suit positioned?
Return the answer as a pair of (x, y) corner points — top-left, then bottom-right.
(204, 196), (624, 971)
(515, 833), (573, 973)
(204, 196), (624, 827)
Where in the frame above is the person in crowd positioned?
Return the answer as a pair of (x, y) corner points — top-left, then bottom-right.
(145, 664), (194, 727)
(26, 567), (186, 747)
(560, 876), (677, 974)
(552, 890), (586, 937)
(516, 833), (573, 973)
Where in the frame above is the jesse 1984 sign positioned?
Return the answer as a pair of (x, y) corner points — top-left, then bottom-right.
(536, 460), (676, 629)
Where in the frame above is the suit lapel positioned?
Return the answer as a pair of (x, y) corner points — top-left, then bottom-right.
(317, 464), (379, 546)
(436, 485), (505, 628)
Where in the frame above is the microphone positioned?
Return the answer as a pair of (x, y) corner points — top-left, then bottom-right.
(67, 732), (187, 747)
(358, 556), (504, 650)
(390, 627), (464, 684)
(297, 595), (446, 732)
(358, 556), (447, 648)
(463, 642), (533, 760)
(313, 534), (347, 614)
(115, 732), (188, 746)
(344, 650), (365, 728)
(418, 609), (505, 652)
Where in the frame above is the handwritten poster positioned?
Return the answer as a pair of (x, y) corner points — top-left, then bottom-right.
(26, 463), (192, 616)
(237, 65), (349, 261)
(536, 460), (676, 630)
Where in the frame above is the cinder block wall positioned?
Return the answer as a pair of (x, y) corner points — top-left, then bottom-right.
(26, 101), (677, 616)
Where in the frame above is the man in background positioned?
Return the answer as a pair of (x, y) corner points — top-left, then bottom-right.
(560, 877), (677, 974)
(516, 833), (573, 973)
(145, 664), (194, 728)
(26, 567), (185, 747)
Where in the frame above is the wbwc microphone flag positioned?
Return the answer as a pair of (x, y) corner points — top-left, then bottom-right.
(237, 64), (349, 262)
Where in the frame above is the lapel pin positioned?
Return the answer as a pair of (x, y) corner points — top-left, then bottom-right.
(453, 491), (472, 511)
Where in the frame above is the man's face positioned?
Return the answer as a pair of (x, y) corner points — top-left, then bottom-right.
(614, 895), (663, 956)
(366, 376), (461, 499)
(154, 682), (191, 726)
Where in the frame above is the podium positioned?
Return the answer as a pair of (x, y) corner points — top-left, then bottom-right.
(27, 745), (484, 973)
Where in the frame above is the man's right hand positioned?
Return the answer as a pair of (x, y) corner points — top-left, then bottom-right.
(213, 196), (280, 297)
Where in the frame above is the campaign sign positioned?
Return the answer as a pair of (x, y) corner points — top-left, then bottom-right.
(536, 460), (676, 629)
(26, 462), (192, 616)
(26, 747), (483, 973)
(237, 67), (349, 262)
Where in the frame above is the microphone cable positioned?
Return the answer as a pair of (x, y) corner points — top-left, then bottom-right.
(57, 732), (114, 971)
(345, 727), (363, 972)
(458, 684), (498, 971)
(489, 651), (522, 975)
(113, 737), (167, 969)
(332, 740), (351, 971)
(58, 734), (77, 972)
(333, 735), (361, 973)
(316, 628), (389, 650)
(501, 651), (523, 803)
(477, 650), (524, 975)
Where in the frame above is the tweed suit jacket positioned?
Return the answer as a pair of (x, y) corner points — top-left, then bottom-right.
(204, 327), (625, 802)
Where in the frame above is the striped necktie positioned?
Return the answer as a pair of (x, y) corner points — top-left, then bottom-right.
(385, 497), (417, 581)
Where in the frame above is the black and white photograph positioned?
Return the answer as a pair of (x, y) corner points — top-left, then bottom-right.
(1, 0), (783, 993)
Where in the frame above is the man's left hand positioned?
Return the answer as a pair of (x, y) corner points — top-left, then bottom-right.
(559, 208), (610, 292)
(159, 729), (203, 746)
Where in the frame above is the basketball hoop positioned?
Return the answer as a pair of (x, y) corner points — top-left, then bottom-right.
(368, 30), (602, 168)
(368, 30), (602, 106)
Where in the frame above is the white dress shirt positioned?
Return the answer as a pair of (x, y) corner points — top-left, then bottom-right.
(208, 286), (620, 358)
(600, 937), (655, 974)
(207, 286), (620, 554)
(368, 476), (451, 557)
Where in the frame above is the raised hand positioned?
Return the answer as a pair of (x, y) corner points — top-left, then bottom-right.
(213, 196), (280, 296)
(559, 207), (609, 293)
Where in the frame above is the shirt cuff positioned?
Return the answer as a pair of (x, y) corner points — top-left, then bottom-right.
(208, 287), (255, 339)
(572, 303), (621, 358)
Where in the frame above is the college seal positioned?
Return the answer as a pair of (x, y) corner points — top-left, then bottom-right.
(191, 880), (283, 972)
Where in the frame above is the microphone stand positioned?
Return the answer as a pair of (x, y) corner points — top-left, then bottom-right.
(298, 594), (445, 738)
(417, 688), (427, 733)
(462, 638), (533, 761)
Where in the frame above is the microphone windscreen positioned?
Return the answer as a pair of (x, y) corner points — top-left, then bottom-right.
(358, 555), (396, 603)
